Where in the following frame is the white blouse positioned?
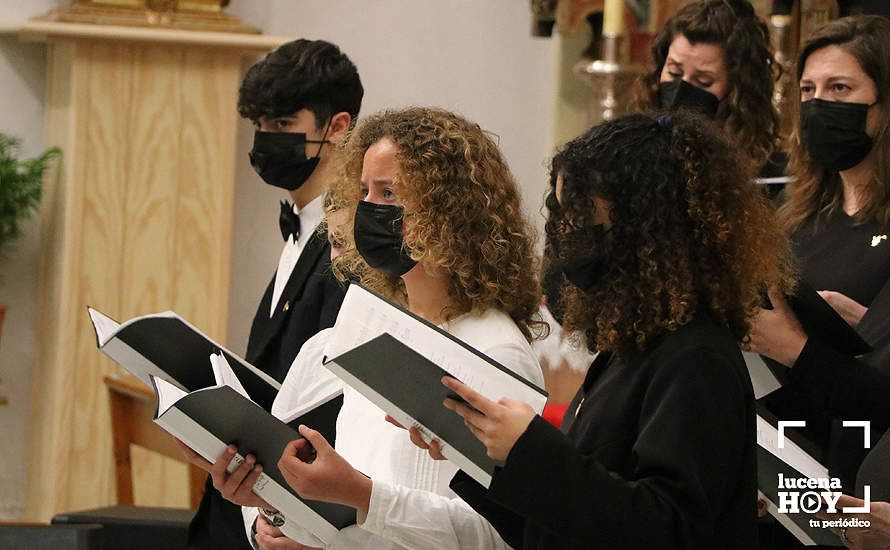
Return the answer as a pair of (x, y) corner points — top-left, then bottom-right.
(244, 308), (545, 549)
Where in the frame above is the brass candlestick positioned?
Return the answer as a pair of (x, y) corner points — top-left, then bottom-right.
(574, 33), (642, 123)
(770, 14), (795, 110)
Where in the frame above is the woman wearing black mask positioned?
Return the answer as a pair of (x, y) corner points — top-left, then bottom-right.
(635, 0), (782, 178)
(412, 112), (793, 549)
(537, 0), (782, 427)
(235, 107), (546, 550)
(748, 15), (890, 549)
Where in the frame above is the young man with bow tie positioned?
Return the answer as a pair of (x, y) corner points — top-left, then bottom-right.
(185, 38), (363, 550)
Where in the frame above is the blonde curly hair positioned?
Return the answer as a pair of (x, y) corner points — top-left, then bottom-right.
(326, 106), (544, 340)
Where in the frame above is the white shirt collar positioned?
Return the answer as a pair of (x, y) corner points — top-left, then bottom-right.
(296, 194), (324, 236)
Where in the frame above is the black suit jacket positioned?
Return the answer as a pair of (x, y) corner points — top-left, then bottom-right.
(245, 230), (346, 384)
(188, 228), (347, 550)
(452, 317), (758, 550)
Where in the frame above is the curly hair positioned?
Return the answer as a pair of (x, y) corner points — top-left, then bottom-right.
(634, 0), (780, 166)
(779, 15), (890, 233)
(547, 112), (794, 358)
(237, 39), (363, 127)
(328, 107), (544, 340)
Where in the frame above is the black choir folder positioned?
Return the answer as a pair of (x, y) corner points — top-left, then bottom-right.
(322, 284), (548, 489)
(151, 368), (355, 545)
(87, 307), (356, 543)
(87, 307), (279, 409)
(745, 280), (872, 399)
(757, 410), (843, 546)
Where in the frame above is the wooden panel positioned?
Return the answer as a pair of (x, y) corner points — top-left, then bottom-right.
(9, 20), (287, 51)
(131, 448), (190, 507)
(28, 36), (243, 521)
(105, 374), (201, 508)
(117, 42), (186, 509)
(67, 40), (139, 512)
(27, 39), (136, 519)
(172, 47), (239, 338)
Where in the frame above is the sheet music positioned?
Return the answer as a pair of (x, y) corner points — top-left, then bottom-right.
(325, 285), (546, 409)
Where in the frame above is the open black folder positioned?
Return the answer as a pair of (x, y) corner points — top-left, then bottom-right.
(745, 280), (872, 398)
(87, 307), (278, 409)
(320, 284), (548, 489)
(326, 332), (541, 489)
(151, 373), (355, 545)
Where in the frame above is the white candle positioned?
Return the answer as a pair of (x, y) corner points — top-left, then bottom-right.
(603, 0), (625, 36)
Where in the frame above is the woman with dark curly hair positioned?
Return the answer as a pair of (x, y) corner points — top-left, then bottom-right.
(424, 111), (794, 550)
(534, 0), (783, 428)
(229, 107), (546, 550)
(636, 0), (782, 173)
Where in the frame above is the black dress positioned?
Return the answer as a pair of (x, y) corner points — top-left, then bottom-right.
(452, 316), (758, 549)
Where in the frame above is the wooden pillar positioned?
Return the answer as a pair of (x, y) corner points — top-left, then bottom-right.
(1, 20), (285, 520)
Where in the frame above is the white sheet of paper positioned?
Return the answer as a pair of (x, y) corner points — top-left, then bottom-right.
(210, 352), (250, 399)
(87, 307), (122, 347)
(744, 352), (782, 399)
(152, 376), (188, 416)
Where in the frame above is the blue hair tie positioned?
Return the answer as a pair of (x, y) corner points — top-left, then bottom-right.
(656, 114), (673, 130)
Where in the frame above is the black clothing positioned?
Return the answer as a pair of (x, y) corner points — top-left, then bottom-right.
(761, 209), (890, 549)
(188, 228), (346, 550)
(786, 337), (890, 435)
(858, 430), (890, 502)
(791, 211), (890, 308)
(452, 318), (758, 549)
(765, 209), (890, 488)
(244, 230), (346, 383)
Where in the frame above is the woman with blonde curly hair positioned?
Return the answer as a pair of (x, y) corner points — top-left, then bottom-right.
(226, 106), (545, 550)
(430, 111), (793, 549)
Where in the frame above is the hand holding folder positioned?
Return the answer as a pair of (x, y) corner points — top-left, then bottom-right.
(174, 439), (269, 509)
(322, 284), (548, 489)
(277, 425), (373, 515)
(744, 281), (872, 399)
(441, 376), (537, 462)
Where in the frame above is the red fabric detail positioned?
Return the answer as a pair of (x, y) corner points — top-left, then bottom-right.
(542, 402), (569, 428)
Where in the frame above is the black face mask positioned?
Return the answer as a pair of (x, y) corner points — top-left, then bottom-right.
(558, 225), (610, 292)
(354, 200), (417, 277)
(659, 79), (720, 118)
(248, 126), (329, 191)
(800, 98), (875, 172)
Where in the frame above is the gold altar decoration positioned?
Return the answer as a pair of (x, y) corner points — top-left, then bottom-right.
(35, 0), (259, 34)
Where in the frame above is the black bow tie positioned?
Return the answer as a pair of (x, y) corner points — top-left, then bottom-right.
(279, 200), (300, 242)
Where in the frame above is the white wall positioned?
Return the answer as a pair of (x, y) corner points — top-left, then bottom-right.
(224, 0), (557, 352)
(0, 0), (557, 516)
